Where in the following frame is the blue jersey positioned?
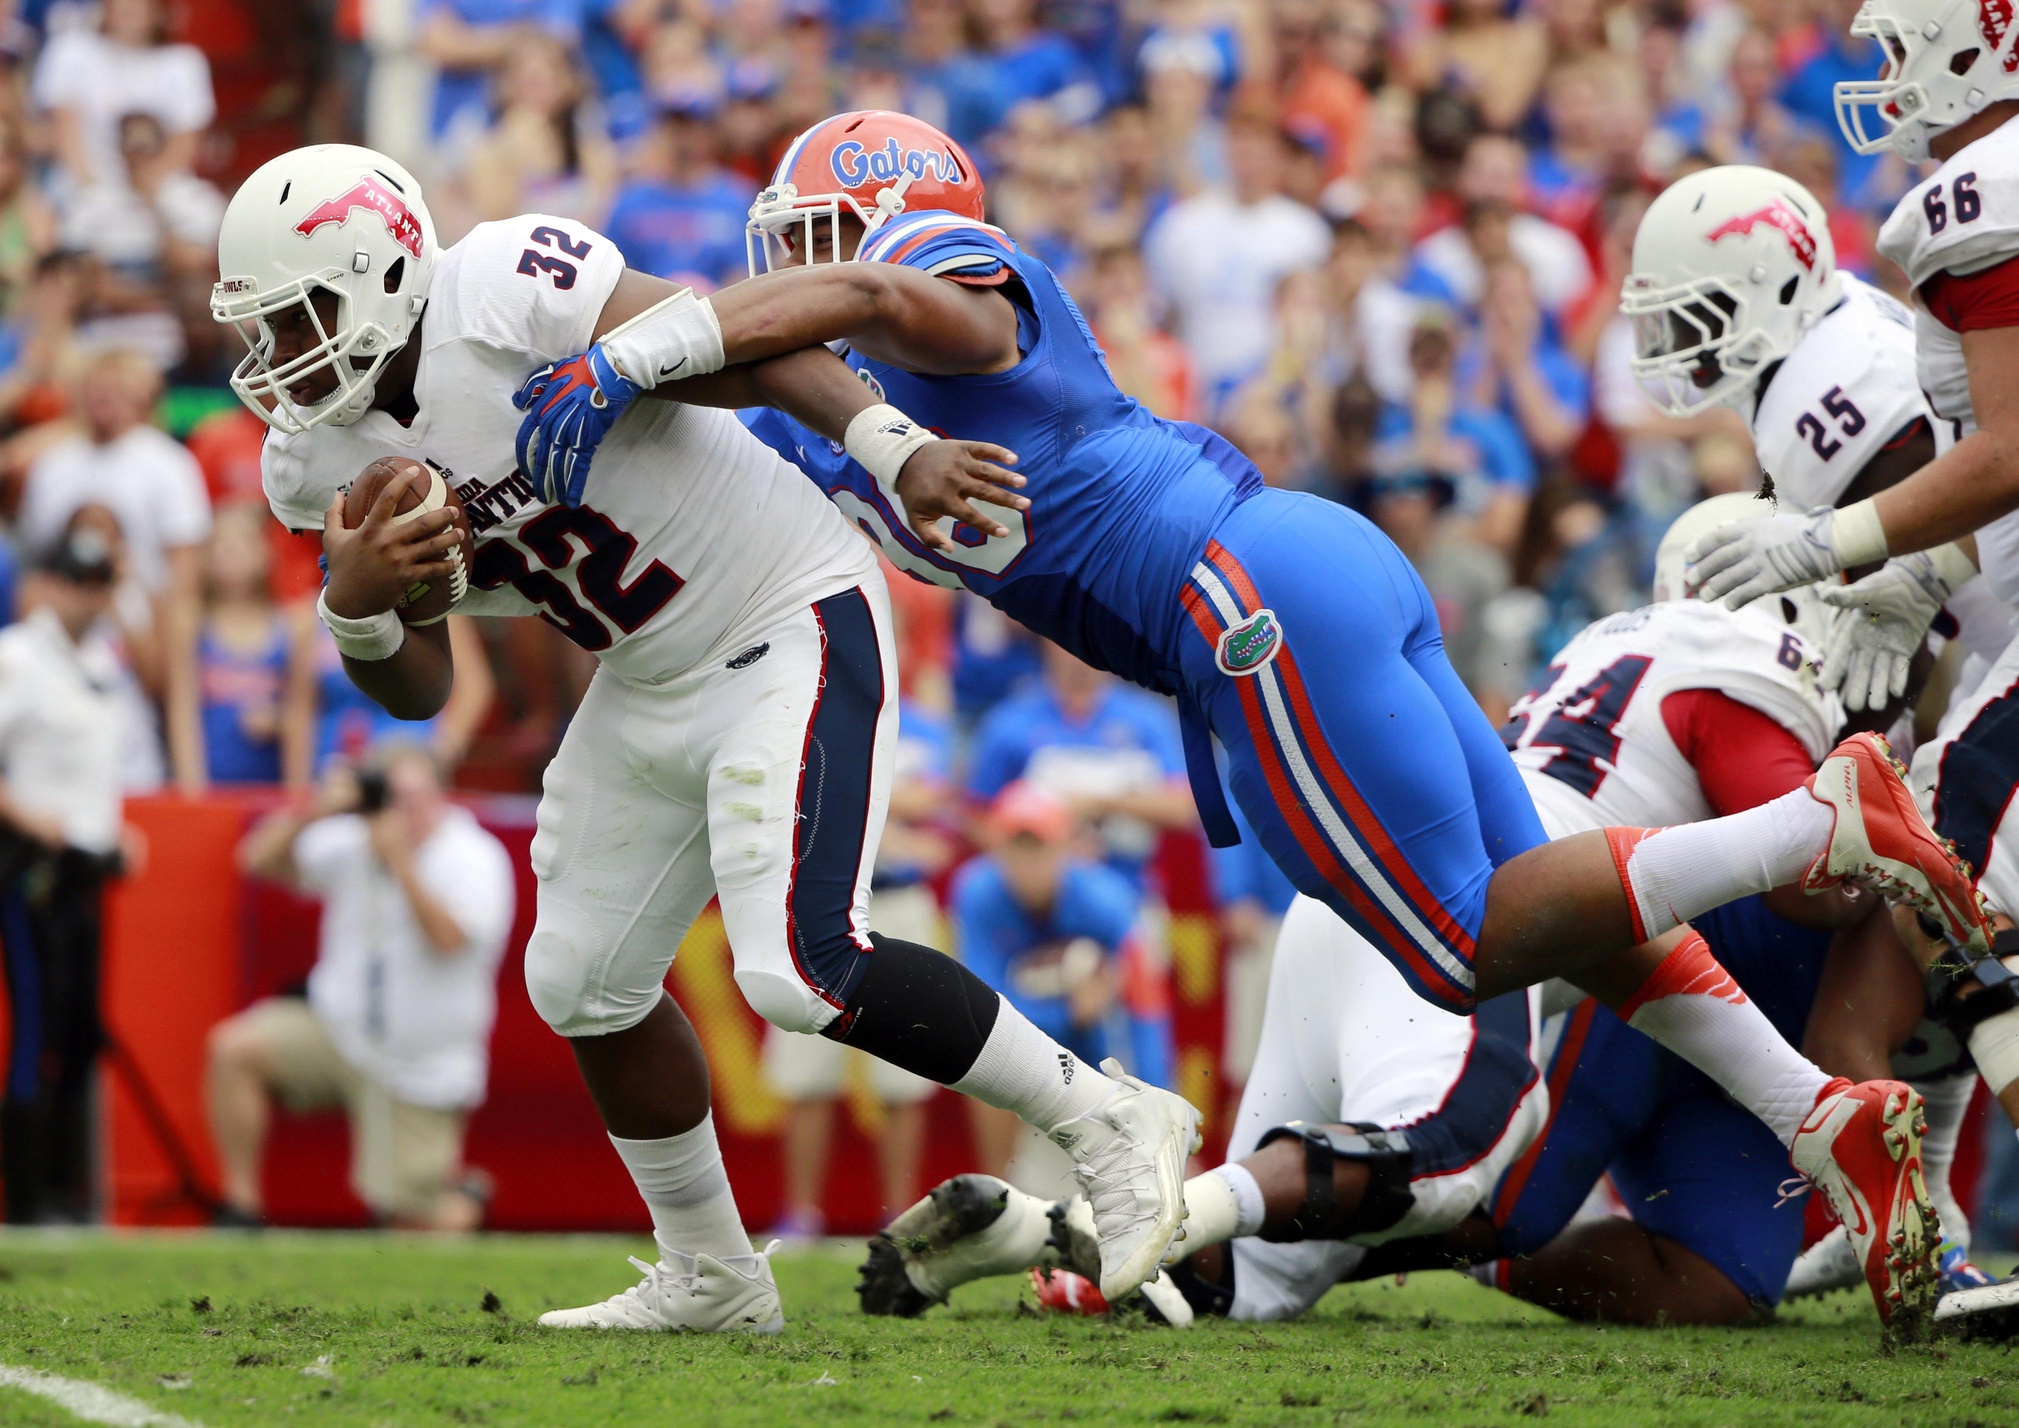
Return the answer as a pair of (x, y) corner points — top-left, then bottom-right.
(742, 211), (1262, 694)
(952, 853), (1142, 1069)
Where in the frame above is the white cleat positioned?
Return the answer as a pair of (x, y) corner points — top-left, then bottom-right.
(1784, 1223), (1863, 1300)
(538, 1244), (784, 1332)
(857, 1175), (1059, 1316)
(1935, 1275), (2019, 1339)
(1049, 1059), (1201, 1303)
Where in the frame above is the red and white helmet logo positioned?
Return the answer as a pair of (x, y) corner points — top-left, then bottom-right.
(1984, 0), (2019, 72)
(1705, 199), (1818, 272)
(294, 176), (425, 259)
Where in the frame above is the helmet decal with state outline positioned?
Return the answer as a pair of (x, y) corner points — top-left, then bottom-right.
(293, 175), (426, 259)
(1705, 199), (1818, 271)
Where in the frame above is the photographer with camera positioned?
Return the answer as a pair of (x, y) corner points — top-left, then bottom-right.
(207, 743), (514, 1230)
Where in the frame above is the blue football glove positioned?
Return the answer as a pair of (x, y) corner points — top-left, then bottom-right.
(513, 344), (642, 507)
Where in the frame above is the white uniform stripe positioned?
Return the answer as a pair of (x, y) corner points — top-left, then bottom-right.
(0, 1364), (202, 1428)
(1190, 562), (1475, 991)
(772, 116), (841, 188)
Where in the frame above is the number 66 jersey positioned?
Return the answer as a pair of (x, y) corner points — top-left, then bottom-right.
(1500, 599), (1839, 840)
(260, 215), (875, 685)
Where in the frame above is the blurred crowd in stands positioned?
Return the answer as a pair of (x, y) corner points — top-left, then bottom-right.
(5, 0), (2019, 1234)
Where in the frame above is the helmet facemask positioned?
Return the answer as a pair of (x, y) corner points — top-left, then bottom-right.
(213, 269), (406, 435)
(745, 172), (919, 276)
(1835, 0), (2019, 160)
(1623, 277), (1780, 416)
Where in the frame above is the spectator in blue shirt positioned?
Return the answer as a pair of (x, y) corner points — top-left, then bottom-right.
(1464, 256), (1587, 472)
(419, 0), (585, 144)
(1777, 0), (1885, 208)
(604, 97), (756, 290)
(953, 782), (1169, 1172)
(971, 0), (1099, 123)
(966, 641), (1193, 891)
(950, 593), (1042, 726)
(900, 0), (1011, 155)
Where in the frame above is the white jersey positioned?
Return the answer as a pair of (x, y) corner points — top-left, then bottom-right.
(1747, 274), (1930, 512)
(1504, 600), (1837, 838)
(263, 216), (874, 687)
(1879, 122), (2019, 611)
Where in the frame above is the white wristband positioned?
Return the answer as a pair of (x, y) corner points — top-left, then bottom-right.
(318, 587), (406, 662)
(1929, 539), (1980, 595)
(844, 403), (939, 499)
(599, 288), (725, 388)
(1830, 498), (1890, 568)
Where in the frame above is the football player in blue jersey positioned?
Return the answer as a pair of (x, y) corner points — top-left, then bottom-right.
(513, 109), (1990, 1328)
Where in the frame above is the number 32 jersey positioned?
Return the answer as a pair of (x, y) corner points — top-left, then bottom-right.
(261, 215), (873, 686)
(1500, 600), (1837, 838)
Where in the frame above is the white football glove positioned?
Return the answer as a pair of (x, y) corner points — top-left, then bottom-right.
(1686, 509), (1846, 608)
(1817, 543), (1978, 712)
(1685, 499), (1890, 609)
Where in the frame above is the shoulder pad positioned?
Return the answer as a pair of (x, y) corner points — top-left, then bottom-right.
(1880, 126), (2019, 288)
(855, 211), (1019, 281)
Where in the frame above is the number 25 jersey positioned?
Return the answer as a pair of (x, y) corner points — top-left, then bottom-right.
(1501, 600), (1838, 838)
(261, 216), (874, 686)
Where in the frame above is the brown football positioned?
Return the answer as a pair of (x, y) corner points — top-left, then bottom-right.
(341, 456), (474, 625)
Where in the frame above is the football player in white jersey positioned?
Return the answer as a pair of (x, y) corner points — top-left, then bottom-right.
(865, 496), (1973, 1329)
(1678, 11), (2019, 1333)
(210, 144), (1199, 1328)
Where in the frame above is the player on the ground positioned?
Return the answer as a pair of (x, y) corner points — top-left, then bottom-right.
(210, 143), (1198, 1326)
(1675, 10), (2019, 1331)
(864, 499), (1974, 1327)
(513, 110), (1990, 1327)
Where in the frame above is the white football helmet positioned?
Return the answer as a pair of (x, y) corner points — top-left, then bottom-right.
(1622, 166), (1842, 419)
(1654, 491), (1837, 647)
(1834, 0), (2019, 160)
(212, 145), (438, 434)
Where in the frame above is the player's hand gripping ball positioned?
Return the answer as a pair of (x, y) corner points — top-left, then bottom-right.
(340, 457), (474, 625)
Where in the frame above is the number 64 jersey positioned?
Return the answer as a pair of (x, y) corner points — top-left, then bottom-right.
(260, 215), (874, 684)
(1501, 600), (1839, 839)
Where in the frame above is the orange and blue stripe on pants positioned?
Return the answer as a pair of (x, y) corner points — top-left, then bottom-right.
(1174, 490), (1548, 1009)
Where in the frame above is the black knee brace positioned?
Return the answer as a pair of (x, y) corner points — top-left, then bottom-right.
(1925, 929), (2019, 1042)
(1254, 1121), (1415, 1242)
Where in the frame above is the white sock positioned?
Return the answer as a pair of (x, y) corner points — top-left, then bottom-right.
(1611, 789), (1834, 940)
(951, 999), (1113, 1131)
(1180, 1163), (1265, 1253)
(1617, 932), (1831, 1146)
(609, 1116), (754, 1266)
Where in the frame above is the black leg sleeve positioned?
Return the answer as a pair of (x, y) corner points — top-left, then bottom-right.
(826, 933), (1002, 1085)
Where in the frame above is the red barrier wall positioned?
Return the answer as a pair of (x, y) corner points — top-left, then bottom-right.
(81, 794), (1232, 1233)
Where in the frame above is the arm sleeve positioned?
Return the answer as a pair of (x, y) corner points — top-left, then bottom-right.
(1660, 688), (1817, 817)
(1921, 254), (2019, 333)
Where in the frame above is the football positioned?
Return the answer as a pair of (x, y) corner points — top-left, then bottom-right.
(340, 455), (473, 625)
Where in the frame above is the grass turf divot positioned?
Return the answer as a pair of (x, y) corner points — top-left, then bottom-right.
(0, 1231), (2011, 1426)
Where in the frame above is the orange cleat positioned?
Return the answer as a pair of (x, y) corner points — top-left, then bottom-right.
(1804, 732), (1991, 955)
(1789, 1077), (1939, 1334)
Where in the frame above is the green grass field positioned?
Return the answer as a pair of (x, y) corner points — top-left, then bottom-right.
(0, 1233), (2012, 1427)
